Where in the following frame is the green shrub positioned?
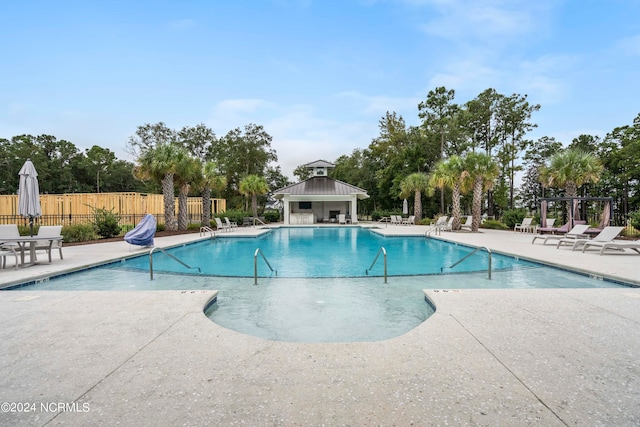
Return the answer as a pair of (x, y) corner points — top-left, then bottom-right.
(263, 209), (280, 223)
(62, 224), (97, 243)
(187, 223), (200, 231)
(371, 210), (402, 221)
(156, 223), (166, 232)
(629, 210), (640, 230)
(480, 219), (509, 230)
(216, 209), (251, 226)
(501, 208), (528, 229)
(89, 206), (121, 238)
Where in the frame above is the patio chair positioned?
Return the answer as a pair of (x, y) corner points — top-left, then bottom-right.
(0, 246), (19, 270)
(215, 217), (231, 232)
(535, 218), (556, 233)
(402, 215), (415, 225)
(514, 217), (534, 233)
(224, 217), (238, 231)
(588, 240), (640, 255)
(338, 214), (347, 224)
(440, 217), (455, 232)
(34, 225), (64, 262)
(460, 215), (473, 231)
(532, 224), (590, 245)
(0, 224), (23, 251)
(556, 226), (625, 251)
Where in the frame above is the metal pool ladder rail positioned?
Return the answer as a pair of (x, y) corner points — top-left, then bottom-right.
(365, 247), (387, 283)
(441, 246), (492, 279)
(254, 248), (277, 285)
(149, 247), (201, 280)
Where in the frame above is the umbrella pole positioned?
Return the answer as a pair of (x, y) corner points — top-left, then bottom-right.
(29, 216), (34, 237)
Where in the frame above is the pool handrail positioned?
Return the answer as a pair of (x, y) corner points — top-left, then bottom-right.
(365, 246), (388, 284)
(149, 247), (201, 280)
(253, 217), (266, 227)
(254, 248), (277, 285)
(441, 246), (492, 279)
(199, 226), (216, 237)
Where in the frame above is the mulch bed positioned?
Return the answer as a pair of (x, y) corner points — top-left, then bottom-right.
(63, 229), (203, 247)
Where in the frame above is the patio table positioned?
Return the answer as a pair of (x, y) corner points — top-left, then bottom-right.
(0, 236), (63, 267)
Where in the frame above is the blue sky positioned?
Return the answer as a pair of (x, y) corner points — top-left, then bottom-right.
(2, 0), (639, 179)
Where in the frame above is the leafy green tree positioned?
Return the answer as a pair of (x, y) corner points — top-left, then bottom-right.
(519, 136), (563, 210)
(200, 162), (227, 227)
(127, 122), (177, 157)
(85, 146), (115, 193)
(239, 174), (269, 218)
(178, 123), (218, 161)
(293, 164), (313, 182)
(399, 173), (431, 221)
(418, 87), (459, 211)
(217, 124), (277, 204)
(464, 153), (500, 232)
(495, 93), (540, 209)
(429, 155), (467, 230)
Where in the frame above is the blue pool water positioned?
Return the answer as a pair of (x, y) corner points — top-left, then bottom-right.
(119, 227), (536, 277)
(7, 226), (628, 343)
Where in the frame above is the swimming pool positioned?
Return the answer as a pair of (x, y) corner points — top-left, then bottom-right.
(118, 227), (536, 277)
(6, 227), (628, 343)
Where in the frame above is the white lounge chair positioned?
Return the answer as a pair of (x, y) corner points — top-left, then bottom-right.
(34, 225), (63, 262)
(532, 224), (590, 245)
(589, 240), (640, 255)
(215, 217), (230, 232)
(460, 215), (473, 231)
(556, 226), (625, 251)
(514, 217), (534, 233)
(402, 215), (415, 225)
(440, 217), (455, 232)
(224, 217), (238, 230)
(338, 214), (347, 224)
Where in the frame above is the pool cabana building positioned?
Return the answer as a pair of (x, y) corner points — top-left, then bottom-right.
(273, 160), (369, 225)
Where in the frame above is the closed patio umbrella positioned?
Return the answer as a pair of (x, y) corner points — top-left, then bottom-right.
(18, 158), (42, 236)
(402, 199), (408, 215)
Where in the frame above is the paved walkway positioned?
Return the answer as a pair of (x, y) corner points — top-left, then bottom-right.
(1, 224), (639, 426)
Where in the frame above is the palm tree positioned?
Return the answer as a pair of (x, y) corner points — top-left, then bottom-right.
(200, 162), (227, 227)
(539, 148), (603, 197)
(399, 173), (431, 221)
(134, 143), (187, 231)
(429, 155), (467, 230)
(464, 152), (499, 232)
(174, 154), (201, 230)
(239, 174), (269, 218)
(539, 148), (603, 223)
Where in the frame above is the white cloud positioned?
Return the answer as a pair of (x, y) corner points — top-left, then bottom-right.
(615, 34), (640, 56)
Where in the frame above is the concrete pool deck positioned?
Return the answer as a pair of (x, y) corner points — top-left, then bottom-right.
(1, 225), (639, 425)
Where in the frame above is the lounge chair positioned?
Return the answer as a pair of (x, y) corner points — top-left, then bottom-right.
(402, 215), (415, 225)
(535, 218), (556, 233)
(224, 217), (238, 230)
(532, 224), (590, 245)
(589, 240), (640, 255)
(556, 226), (625, 251)
(124, 215), (156, 248)
(34, 225), (64, 261)
(514, 217), (534, 233)
(460, 215), (472, 231)
(440, 216), (455, 232)
(215, 217), (231, 232)
(338, 214), (347, 224)
(389, 215), (401, 225)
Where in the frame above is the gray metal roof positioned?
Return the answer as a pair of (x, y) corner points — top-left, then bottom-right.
(273, 177), (369, 199)
(302, 159), (335, 168)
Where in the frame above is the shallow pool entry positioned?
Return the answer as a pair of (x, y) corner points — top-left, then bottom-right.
(204, 276), (436, 343)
